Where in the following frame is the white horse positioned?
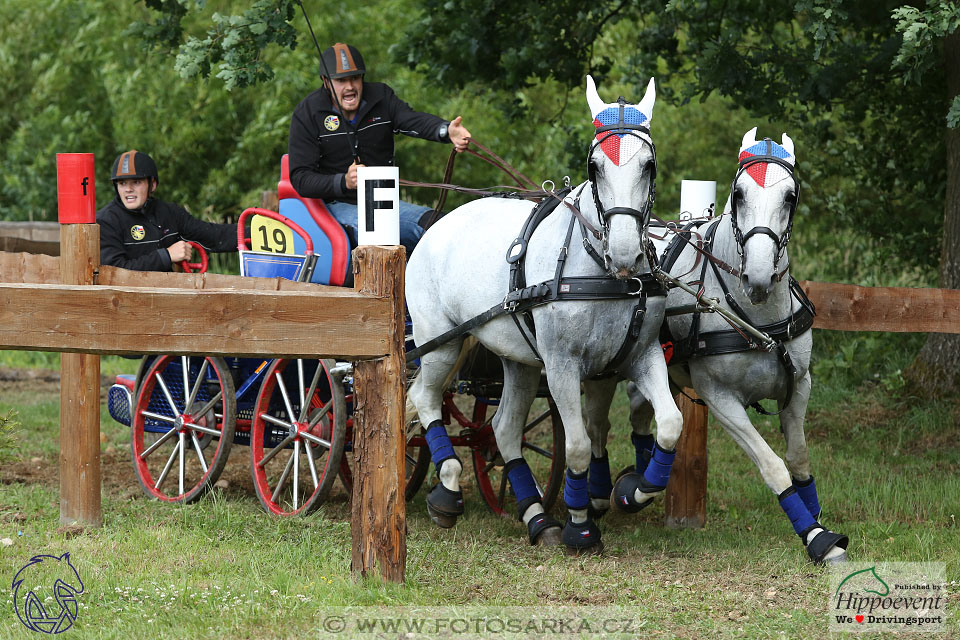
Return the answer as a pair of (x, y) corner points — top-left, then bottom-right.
(406, 76), (682, 553)
(583, 128), (848, 564)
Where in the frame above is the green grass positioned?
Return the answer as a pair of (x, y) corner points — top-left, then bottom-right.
(1, 366), (958, 639)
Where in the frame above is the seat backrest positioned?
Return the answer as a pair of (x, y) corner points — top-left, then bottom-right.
(277, 154), (350, 285)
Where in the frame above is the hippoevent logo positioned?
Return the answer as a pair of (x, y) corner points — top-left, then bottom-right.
(829, 562), (947, 633)
(11, 553), (84, 634)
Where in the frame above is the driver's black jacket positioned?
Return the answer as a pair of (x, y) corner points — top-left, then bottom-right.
(288, 81), (447, 204)
(96, 196), (236, 272)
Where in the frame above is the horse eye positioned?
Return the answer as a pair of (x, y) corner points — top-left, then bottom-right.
(784, 191), (797, 206)
(734, 187), (745, 207)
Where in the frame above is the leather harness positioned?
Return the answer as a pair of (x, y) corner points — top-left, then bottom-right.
(658, 217), (816, 414)
(405, 187), (667, 378)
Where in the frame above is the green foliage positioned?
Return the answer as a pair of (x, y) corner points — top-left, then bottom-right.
(893, 3), (960, 83)
(170, 1), (298, 89)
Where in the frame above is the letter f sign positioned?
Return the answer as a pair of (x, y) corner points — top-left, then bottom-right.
(80, 176), (89, 196)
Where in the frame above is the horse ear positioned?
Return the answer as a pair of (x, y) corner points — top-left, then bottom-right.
(781, 132), (795, 159)
(585, 75), (605, 119)
(637, 77), (656, 122)
(740, 126), (759, 152)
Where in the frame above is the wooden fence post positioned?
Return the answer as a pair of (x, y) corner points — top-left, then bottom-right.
(56, 153), (102, 527)
(664, 390), (707, 528)
(350, 246), (406, 582)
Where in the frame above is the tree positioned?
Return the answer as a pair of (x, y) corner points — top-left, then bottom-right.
(399, 0), (960, 396)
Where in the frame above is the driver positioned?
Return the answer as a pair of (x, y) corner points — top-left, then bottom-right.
(287, 42), (471, 255)
(96, 150), (238, 271)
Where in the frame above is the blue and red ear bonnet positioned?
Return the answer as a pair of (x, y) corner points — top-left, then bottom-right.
(586, 75), (656, 167)
(592, 103), (650, 166)
(737, 131), (795, 188)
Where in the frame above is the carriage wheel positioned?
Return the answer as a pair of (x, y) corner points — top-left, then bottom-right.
(131, 355), (236, 503)
(250, 358), (346, 516)
(472, 396), (565, 518)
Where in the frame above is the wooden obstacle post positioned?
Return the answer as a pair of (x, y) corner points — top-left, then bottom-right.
(350, 246), (407, 583)
(664, 390), (708, 528)
(56, 153), (102, 527)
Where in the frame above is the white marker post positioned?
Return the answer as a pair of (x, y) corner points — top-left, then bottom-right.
(357, 166), (400, 246)
(679, 180), (716, 221)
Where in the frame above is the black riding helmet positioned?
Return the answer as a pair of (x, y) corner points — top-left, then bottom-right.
(320, 42), (365, 79)
(111, 150), (159, 186)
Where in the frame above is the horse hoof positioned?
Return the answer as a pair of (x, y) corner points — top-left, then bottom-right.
(561, 516), (602, 554)
(564, 540), (604, 557)
(537, 527), (563, 547)
(805, 528), (849, 565)
(427, 504), (459, 528)
(611, 472), (656, 513)
(426, 483), (463, 529)
(527, 513), (562, 546)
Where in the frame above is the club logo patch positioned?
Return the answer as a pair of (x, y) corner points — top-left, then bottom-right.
(130, 225), (145, 240)
(324, 115), (340, 131)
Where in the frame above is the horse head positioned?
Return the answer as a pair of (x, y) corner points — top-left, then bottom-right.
(728, 127), (799, 304)
(585, 75), (658, 279)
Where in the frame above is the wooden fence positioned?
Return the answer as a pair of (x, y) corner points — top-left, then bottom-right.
(0, 154), (408, 583)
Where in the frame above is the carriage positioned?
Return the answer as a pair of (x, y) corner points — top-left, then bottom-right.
(105, 155), (564, 517)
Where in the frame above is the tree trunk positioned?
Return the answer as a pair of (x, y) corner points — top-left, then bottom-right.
(907, 30), (960, 397)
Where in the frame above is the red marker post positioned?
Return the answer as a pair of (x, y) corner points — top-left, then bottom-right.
(57, 153), (102, 527)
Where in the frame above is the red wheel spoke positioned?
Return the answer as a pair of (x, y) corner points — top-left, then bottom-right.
(185, 359), (210, 409)
(300, 431), (331, 449)
(154, 374), (181, 418)
(304, 438), (320, 488)
(190, 432), (209, 474)
(139, 424), (177, 459)
(257, 433), (296, 468)
(155, 437), (182, 490)
(270, 452), (295, 503)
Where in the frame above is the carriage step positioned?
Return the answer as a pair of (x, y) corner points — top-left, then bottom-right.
(107, 383), (133, 427)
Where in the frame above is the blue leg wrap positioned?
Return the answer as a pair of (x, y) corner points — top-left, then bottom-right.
(504, 458), (540, 505)
(588, 454), (613, 498)
(778, 487), (816, 537)
(424, 420), (457, 468)
(631, 432), (655, 473)
(793, 475), (821, 520)
(563, 469), (589, 511)
(641, 443), (676, 490)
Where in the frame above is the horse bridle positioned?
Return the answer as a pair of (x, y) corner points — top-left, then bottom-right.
(728, 138), (800, 274)
(585, 97), (658, 268)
